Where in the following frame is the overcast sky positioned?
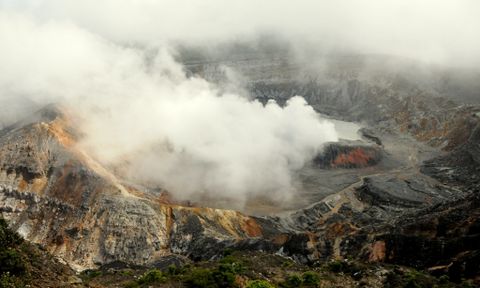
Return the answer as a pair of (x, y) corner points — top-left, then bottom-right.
(2, 0), (480, 67)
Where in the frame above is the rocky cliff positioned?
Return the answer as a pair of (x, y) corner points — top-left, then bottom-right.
(1, 51), (480, 285)
(0, 105), (265, 270)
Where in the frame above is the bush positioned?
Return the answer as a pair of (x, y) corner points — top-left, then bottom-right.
(183, 263), (241, 288)
(220, 255), (242, 265)
(438, 275), (450, 284)
(302, 271), (320, 285)
(216, 256), (244, 286)
(184, 268), (218, 288)
(137, 269), (166, 285)
(213, 270), (236, 287)
(281, 261), (293, 268)
(282, 274), (302, 287)
(0, 219), (23, 248)
(246, 279), (276, 288)
(326, 260), (347, 273)
(0, 272), (24, 288)
(219, 261), (244, 275)
(167, 264), (179, 275)
(402, 270), (435, 288)
(324, 260), (364, 279)
(0, 218), (26, 278)
(0, 249), (26, 276)
(124, 269), (166, 287)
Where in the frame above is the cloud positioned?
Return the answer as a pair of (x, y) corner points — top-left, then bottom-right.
(2, 1), (478, 209)
(2, 0), (480, 67)
(0, 11), (338, 208)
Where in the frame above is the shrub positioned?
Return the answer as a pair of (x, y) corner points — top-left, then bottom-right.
(167, 264), (179, 275)
(212, 269), (236, 287)
(184, 268), (217, 288)
(219, 261), (244, 275)
(220, 255), (242, 265)
(124, 269), (166, 287)
(302, 271), (320, 285)
(183, 263), (242, 288)
(282, 274), (302, 287)
(438, 275), (450, 284)
(402, 270), (435, 288)
(246, 279), (276, 288)
(324, 259), (364, 279)
(137, 269), (166, 285)
(326, 260), (346, 273)
(0, 219), (23, 247)
(0, 272), (24, 288)
(0, 249), (26, 276)
(281, 261), (293, 268)
(216, 256), (244, 286)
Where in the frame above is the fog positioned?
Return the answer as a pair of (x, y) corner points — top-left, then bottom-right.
(3, 0), (480, 67)
(0, 1), (479, 207)
(0, 10), (339, 207)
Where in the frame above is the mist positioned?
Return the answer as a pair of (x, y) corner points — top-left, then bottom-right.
(1, 1), (479, 208)
(3, 0), (480, 67)
(0, 10), (340, 208)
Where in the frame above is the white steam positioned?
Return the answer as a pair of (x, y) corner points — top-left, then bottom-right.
(0, 11), (338, 207)
(5, 0), (477, 208)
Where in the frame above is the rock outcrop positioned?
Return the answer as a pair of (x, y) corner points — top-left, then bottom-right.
(314, 141), (382, 169)
(0, 105), (265, 270)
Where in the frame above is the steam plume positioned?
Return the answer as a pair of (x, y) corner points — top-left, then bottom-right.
(0, 11), (338, 208)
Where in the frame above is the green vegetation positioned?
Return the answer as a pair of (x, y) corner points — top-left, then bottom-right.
(0, 225), (471, 288)
(181, 255), (244, 288)
(325, 259), (346, 273)
(281, 274), (302, 287)
(0, 217), (78, 287)
(403, 270), (428, 288)
(103, 252), (475, 288)
(246, 279), (276, 288)
(324, 259), (365, 279)
(280, 271), (321, 287)
(0, 272), (25, 288)
(137, 269), (166, 285)
(0, 219), (23, 247)
(183, 268), (221, 288)
(0, 215), (477, 288)
(0, 218), (28, 288)
(383, 268), (456, 288)
(439, 275), (450, 284)
(124, 269), (166, 287)
(302, 271), (320, 285)
(121, 254), (246, 288)
(0, 248), (26, 276)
